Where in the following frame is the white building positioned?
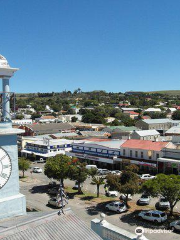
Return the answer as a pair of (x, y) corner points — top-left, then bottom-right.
(58, 114), (82, 123)
(131, 130), (160, 141)
(12, 119), (33, 125)
(144, 108), (161, 112)
(21, 138), (74, 159)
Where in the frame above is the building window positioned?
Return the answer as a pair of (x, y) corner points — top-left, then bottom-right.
(123, 149), (126, 156)
(130, 150), (132, 157)
(135, 151), (138, 158)
(141, 152), (143, 158)
(156, 153), (159, 159)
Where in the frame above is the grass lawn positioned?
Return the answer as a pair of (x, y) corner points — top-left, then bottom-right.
(65, 186), (117, 203)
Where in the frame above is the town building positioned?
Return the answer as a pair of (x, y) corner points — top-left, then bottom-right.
(18, 123), (75, 136)
(36, 115), (56, 123)
(71, 122), (105, 131)
(135, 119), (180, 134)
(57, 114), (82, 122)
(103, 126), (138, 140)
(144, 108), (161, 113)
(21, 138), (74, 159)
(123, 111), (139, 119)
(121, 107), (140, 112)
(12, 119), (33, 125)
(66, 140), (126, 170)
(131, 130), (160, 141)
(120, 139), (175, 173)
(104, 117), (115, 123)
(165, 126), (180, 136)
(158, 146), (180, 175)
(17, 107), (35, 113)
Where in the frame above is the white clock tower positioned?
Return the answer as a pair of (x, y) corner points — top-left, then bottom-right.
(0, 55), (26, 220)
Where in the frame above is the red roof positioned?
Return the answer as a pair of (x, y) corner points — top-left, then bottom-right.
(142, 116), (151, 119)
(121, 139), (169, 151)
(125, 111), (139, 115)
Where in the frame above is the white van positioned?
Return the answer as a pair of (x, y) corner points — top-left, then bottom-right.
(85, 165), (98, 170)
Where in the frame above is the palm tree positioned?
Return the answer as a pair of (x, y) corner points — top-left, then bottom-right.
(91, 176), (105, 198)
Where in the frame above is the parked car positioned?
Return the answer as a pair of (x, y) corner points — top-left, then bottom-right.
(105, 201), (127, 213)
(32, 167), (42, 173)
(170, 220), (180, 231)
(138, 194), (151, 205)
(106, 190), (118, 197)
(157, 197), (170, 209)
(73, 181), (83, 190)
(138, 210), (167, 223)
(48, 187), (59, 195)
(97, 168), (103, 174)
(99, 169), (110, 175)
(120, 194), (132, 201)
(111, 170), (122, 176)
(140, 174), (155, 180)
(48, 197), (66, 208)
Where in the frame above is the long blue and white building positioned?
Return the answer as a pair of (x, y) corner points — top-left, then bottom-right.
(66, 140), (126, 169)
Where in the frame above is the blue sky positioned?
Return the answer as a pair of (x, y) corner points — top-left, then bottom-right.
(1, 0), (180, 93)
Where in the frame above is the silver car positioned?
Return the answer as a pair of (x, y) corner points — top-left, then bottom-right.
(158, 197), (170, 209)
(170, 220), (180, 232)
(105, 201), (127, 213)
(48, 197), (66, 208)
(138, 210), (167, 223)
(138, 194), (151, 205)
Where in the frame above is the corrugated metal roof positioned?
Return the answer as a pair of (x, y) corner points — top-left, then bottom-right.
(0, 209), (102, 240)
(79, 131), (107, 137)
(134, 130), (160, 137)
(21, 123), (75, 134)
(73, 140), (126, 149)
(143, 119), (180, 124)
(166, 126), (180, 134)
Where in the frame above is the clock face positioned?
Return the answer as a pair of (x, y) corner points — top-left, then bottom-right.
(0, 147), (12, 189)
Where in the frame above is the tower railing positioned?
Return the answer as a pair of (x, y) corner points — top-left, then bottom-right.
(0, 92), (15, 122)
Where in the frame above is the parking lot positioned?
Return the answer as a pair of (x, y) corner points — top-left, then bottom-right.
(19, 163), (180, 240)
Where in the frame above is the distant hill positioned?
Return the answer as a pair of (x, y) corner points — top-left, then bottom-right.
(147, 90), (180, 96)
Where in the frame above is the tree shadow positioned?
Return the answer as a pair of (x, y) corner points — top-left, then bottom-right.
(86, 201), (120, 216)
(30, 185), (49, 194)
(80, 196), (95, 201)
(66, 192), (78, 199)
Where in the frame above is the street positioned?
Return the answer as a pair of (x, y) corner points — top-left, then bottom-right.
(19, 163), (180, 240)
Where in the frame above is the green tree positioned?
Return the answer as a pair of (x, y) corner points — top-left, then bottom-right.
(106, 170), (139, 207)
(16, 114), (24, 120)
(172, 110), (180, 120)
(18, 157), (31, 178)
(44, 154), (71, 186)
(142, 174), (180, 215)
(71, 116), (78, 122)
(91, 176), (105, 197)
(69, 161), (88, 193)
(125, 164), (139, 173)
(88, 168), (98, 177)
(111, 119), (120, 126)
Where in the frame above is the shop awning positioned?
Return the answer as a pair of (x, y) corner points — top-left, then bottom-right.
(158, 157), (180, 163)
